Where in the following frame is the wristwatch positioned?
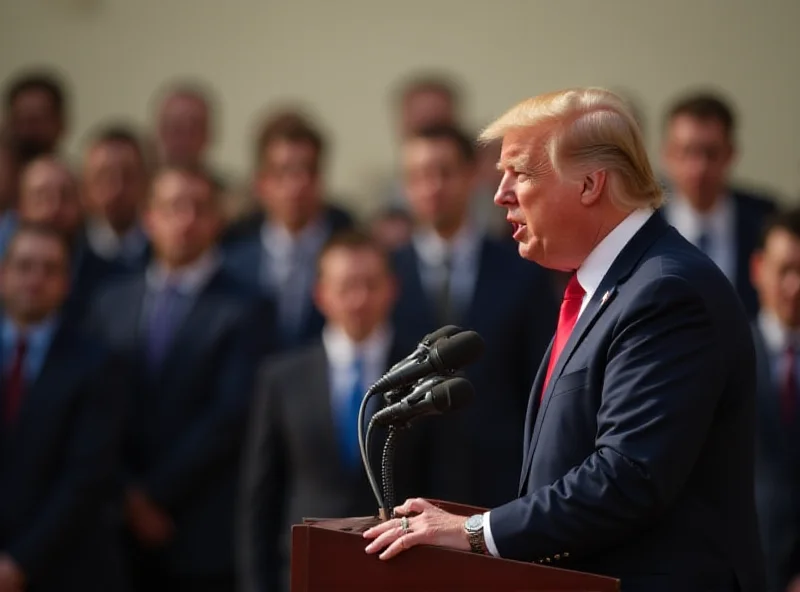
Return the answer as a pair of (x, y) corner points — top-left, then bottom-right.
(464, 514), (488, 554)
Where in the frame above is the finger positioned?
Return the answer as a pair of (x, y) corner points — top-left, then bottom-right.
(395, 497), (432, 516)
(364, 526), (404, 555)
(363, 518), (401, 540)
(379, 530), (426, 560)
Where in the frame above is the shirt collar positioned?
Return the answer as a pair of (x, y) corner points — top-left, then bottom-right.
(86, 217), (147, 260)
(666, 193), (733, 241)
(146, 249), (220, 295)
(322, 323), (393, 369)
(413, 222), (482, 268)
(758, 310), (800, 353)
(2, 314), (59, 349)
(576, 208), (654, 297)
(260, 217), (328, 259)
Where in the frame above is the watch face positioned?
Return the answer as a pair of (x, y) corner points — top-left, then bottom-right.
(465, 514), (483, 532)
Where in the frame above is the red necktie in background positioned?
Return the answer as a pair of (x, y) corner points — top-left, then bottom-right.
(781, 344), (796, 424)
(542, 274), (586, 400)
(4, 336), (28, 427)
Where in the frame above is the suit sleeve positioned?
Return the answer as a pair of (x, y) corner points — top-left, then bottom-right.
(489, 275), (734, 561)
(6, 353), (126, 577)
(238, 362), (287, 592)
(143, 304), (261, 509)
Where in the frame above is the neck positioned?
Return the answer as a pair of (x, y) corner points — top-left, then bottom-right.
(7, 313), (50, 332)
(157, 251), (209, 273)
(106, 215), (138, 237)
(431, 216), (467, 243)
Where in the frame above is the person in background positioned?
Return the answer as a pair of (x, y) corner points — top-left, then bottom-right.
(223, 112), (352, 350)
(0, 131), (20, 256)
(2, 71), (68, 165)
(391, 124), (557, 508)
(750, 209), (800, 592)
(153, 82), (228, 189)
(381, 73), (462, 210)
(88, 166), (266, 592)
(81, 125), (151, 270)
(660, 91), (776, 317)
(0, 223), (127, 592)
(17, 156), (126, 324)
(239, 229), (426, 592)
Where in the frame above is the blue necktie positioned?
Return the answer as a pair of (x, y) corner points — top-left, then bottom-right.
(339, 355), (365, 471)
(146, 283), (182, 372)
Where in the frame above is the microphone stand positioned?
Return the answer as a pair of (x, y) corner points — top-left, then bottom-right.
(357, 385), (388, 520)
(380, 425), (403, 519)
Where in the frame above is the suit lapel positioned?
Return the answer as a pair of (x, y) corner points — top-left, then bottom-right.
(462, 239), (493, 327)
(520, 214), (671, 492)
(13, 326), (79, 438)
(303, 344), (342, 472)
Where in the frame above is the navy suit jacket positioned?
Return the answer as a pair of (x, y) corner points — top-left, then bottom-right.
(752, 324), (800, 592)
(88, 268), (266, 575)
(489, 214), (764, 592)
(0, 322), (127, 592)
(392, 237), (557, 508)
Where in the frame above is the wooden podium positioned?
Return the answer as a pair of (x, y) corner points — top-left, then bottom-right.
(290, 500), (619, 591)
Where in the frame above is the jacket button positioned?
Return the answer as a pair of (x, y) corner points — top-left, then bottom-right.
(545, 557), (551, 563)
(563, 552), (570, 558)
(554, 554), (561, 560)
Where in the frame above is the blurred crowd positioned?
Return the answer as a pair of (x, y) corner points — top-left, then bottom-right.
(0, 67), (797, 592)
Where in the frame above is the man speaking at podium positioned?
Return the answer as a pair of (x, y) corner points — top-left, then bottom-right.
(364, 88), (765, 592)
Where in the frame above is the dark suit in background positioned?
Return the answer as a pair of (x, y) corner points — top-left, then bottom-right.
(0, 320), (127, 592)
(662, 189), (776, 318)
(489, 213), (763, 591)
(223, 207), (353, 351)
(753, 320), (800, 592)
(392, 235), (556, 508)
(89, 265), (266, 592)
(239, 333), (429, 592)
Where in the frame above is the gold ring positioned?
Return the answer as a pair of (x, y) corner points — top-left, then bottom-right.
(400, 515), (410, 534)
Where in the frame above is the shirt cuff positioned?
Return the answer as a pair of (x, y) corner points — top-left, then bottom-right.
(483, 511), (500, 557)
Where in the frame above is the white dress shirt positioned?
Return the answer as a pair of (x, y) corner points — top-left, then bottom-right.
(86, 218), (149, 262)
(413, 223), (482, 319)
(664, 194), (736, 283)
(322, 323), (393, 417)
(483, 207), (654, 557)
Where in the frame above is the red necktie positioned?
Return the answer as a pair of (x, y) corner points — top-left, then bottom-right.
(542, 274), (586, 399)
(4, 336), (28, 427)
(781, 344), (796, 424)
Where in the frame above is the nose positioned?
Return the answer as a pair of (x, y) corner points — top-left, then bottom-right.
(493, 171), (517, 207)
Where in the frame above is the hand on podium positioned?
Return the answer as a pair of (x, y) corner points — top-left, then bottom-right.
(363, 498), (470, 559)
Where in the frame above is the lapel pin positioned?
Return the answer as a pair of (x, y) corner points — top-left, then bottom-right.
(600, 290), (611, 306)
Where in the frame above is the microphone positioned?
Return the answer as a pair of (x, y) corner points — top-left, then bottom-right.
(369, 330), (485, 396)
(371, 375), (474, 427)
(387, 325), (463, 372)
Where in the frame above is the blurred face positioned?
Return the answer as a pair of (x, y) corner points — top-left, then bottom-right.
(19, 159), (82, 239)
(752, 229), (800, 329)
(258, 139), (322, 233)
(8, 89), (63, 162)
(315, 247), (397, 343)
(403, 137), (474, 238)
(83, 141), (147, 233)
(144, 171), (221, 268)
(494, 127), (594, 270)
(662, 115), (734, 212)
(0, 233), (69, 324)
(157, 94), (209, 167)
(401, 89), (455, 137)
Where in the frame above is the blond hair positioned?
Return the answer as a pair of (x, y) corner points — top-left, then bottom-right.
(479, 88), (663, 210)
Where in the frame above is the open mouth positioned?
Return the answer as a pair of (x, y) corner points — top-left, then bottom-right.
(510, 222), (527, 239)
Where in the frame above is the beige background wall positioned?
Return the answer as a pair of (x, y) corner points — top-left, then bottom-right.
(1, 0), (798, 216)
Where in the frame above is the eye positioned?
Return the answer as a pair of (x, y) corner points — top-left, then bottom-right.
(516, 171), (530, 183)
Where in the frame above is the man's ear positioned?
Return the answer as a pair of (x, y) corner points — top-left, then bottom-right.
(579, 170), (607, 206)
